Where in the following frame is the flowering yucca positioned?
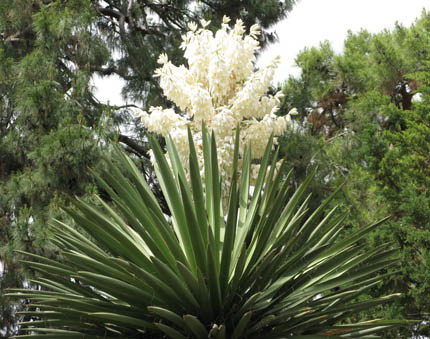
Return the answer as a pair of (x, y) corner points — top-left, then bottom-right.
(7, 16), (407, 339)
(141, 16), (294, 187)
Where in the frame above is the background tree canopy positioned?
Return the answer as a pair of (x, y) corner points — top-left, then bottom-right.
(280, 9), (430, 337)
(0, 0), (296, 336)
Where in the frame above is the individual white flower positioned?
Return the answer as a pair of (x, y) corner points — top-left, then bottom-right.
(187, 21), (198, 32)
(249, 24), (261, 39)
(200, 18), (211, 28)
(157, 53), (169, 65)
(288, 107), (299, 115)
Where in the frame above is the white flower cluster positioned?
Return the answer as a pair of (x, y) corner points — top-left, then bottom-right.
(140, 16), (294, 188)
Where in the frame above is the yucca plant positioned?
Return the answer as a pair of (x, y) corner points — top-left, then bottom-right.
(8, 128), (404, 338)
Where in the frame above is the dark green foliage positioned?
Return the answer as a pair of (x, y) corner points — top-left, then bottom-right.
(280, 10), (430, 337)
(0, 0), (295, 336)
(1, 1), (108, 334)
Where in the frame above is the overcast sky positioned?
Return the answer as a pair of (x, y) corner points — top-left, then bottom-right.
(94, 0), (429, 105)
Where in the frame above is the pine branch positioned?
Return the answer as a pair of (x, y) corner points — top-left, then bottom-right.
(118, 134), (149, 158)
(96, 5), (165, 37)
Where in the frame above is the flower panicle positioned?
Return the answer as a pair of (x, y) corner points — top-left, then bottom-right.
(142, 17), (296, 187)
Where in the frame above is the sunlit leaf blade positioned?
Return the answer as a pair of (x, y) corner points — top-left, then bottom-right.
(149, 133), (196, 271)
(187, 126), (209, 252)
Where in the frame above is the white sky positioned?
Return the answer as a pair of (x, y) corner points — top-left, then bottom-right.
(94, 0), (429, 105)
(259, 0), (430, 83)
